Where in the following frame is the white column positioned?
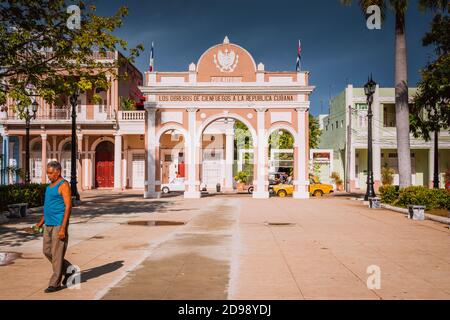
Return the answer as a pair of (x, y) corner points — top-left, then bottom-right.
(294, 107), (310, 199)
(122, 135), (128, 189)
(83, 136), (89, 189)
(144, 106), (159, 198)
(41, 133), (47, 184)
(18, 136), (23, 183)
(349, 146), (356, 189)
(428, 134), (434, 188)
(224, 128), (235, 191)
(185, 108), (201, 198)
(372, 85), (381, 184)
(253, 107), (269, 199)
(114, 132), (122, 191)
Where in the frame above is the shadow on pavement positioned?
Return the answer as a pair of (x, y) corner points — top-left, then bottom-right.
(80, 260), (125, 283)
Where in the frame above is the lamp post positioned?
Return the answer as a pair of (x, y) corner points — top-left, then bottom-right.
(70, 91), (80, 200)
(364, 76), (377, 201)
(16, 99), (39, 184)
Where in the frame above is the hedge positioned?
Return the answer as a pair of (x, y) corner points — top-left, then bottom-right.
(379, 185), (450, 210)
(0, 183), (48, 212)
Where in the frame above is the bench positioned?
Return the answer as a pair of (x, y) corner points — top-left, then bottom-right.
(7, 203), (28, 218)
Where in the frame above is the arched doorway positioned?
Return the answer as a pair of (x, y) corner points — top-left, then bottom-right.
(268, 128), (295, 196)
(158, 129), (186, 194)
(60, 141), (72, 181)
(30, 140), (50, 183)
(95, 141), (114, 188)
(200, 117), (255, 193)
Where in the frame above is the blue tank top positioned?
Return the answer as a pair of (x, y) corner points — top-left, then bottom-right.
(44, 179), (66, 226)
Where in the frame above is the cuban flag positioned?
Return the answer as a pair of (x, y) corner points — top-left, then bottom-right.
(296, 40), (302, 72)
(149, 42), (155, 72)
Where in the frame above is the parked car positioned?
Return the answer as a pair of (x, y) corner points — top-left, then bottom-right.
(273, 176), (334, 198)
(161, 177), (186, 194)
(272, 181), (294, 197)
(309, 175), (334, 197)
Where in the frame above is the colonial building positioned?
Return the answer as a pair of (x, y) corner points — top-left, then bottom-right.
(319, 85), (450, 192)
(0, 51), (146, 190)
(140, 37), (314, 199)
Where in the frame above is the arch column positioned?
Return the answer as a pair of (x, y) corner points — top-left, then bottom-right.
(293, 107), (310, 199)
(185, 107), (201, 198)
(113, 132), (122, 191)
(224, 127), (235, 191)
(144, 106), (159, 198)
(253, 107), (269, 199)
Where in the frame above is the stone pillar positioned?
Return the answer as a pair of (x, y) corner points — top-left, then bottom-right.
(372, 85), (381, 190)
(18, 136), (23, 183)
(52, 136), (57, 161)
(224, 128), (235, 191)
(114, 133), (122, 191)
(1, 134), (9, 185)
(77, 132), (83, 190)
(185, 108), (201, 198)
(294, 107), (310, 199)
(349, 146), (356, 191)
(84, 136), (89, 190)
(253, 107), (269, 199)
(428, 135), (434, 188)
(41, 133), (47, 184)
(122, 135), (127, 189)
(144, 106), (159, 198)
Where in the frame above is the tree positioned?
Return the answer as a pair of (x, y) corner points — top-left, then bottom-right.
(410, 13), (450, 188)
(0, 0), (144, 106)
(339, 0), (447, 188)
(309, 114), (321, 149)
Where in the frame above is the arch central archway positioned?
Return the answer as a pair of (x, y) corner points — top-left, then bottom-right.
(197, 114), (256, 194)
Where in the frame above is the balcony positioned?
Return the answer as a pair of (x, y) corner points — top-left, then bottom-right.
(0, 106), (116, 123)
(119, 110), (145, 121)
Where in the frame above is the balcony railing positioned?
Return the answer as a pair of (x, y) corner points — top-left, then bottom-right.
(120, 110), (145, 121)
(1, 106), (116, 121)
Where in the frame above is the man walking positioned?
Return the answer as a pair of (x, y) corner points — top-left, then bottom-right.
(34, 161), (73, 293)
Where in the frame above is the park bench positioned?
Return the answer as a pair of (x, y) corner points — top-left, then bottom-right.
(7, 203), (28, 218)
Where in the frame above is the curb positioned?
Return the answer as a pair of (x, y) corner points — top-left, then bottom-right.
(379, 203), (450, 225)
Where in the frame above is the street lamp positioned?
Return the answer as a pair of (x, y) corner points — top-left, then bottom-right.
(16, 98), (39, 184)
(69, 91), (80, 201)
(364, 75), (377, 201)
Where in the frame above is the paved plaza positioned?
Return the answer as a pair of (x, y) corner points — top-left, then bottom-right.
(0, 191), (449, 300)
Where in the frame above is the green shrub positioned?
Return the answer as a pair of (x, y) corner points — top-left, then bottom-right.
(394, 186), (450, 210)
(379, 185), (399, 204)
(0, 183), (48, 212)
(379, 185), (450, 210)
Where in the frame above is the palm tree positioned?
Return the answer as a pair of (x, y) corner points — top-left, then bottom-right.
(340, 0), (447, 188)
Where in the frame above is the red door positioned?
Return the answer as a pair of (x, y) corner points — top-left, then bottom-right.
(95, 141), (114, 188)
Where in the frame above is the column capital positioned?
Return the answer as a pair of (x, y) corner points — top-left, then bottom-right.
(40, 133), (48, 140)
(186, 107), (199, 113)
(255, 107), (267, 113)
(144, 102), (158, 110)
(295, 106), (309, 113)
(113, 132), (122, 137)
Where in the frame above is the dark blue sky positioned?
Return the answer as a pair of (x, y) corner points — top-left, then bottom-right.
(95, 0), (437, 115)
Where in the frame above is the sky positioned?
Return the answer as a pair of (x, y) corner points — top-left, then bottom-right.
(94, 0), (438, 116)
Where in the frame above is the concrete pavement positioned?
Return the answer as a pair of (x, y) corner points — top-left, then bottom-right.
(0, 191), (449, 300)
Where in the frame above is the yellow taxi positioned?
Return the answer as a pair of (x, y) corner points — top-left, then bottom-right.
(309, 175), (334, 197)
(273, 176), (334, 197)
